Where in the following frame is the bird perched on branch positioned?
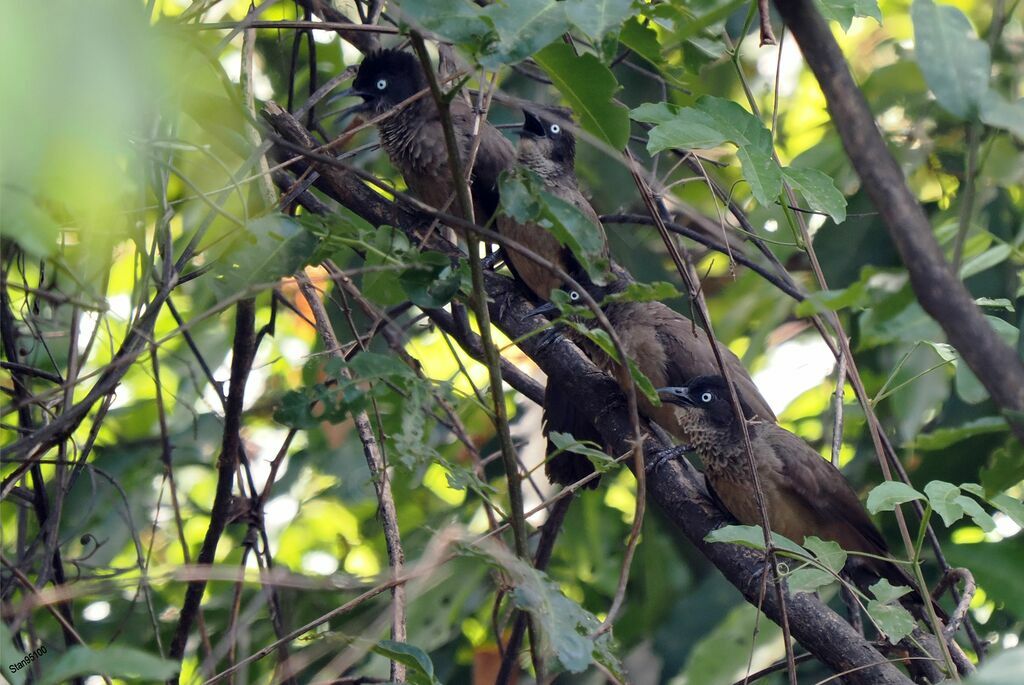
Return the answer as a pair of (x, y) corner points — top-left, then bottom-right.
(346, 49), (514, 224)
(501, 108), (612, 489)
(657, 375), (945, 619)
(528, 267), (775, 450)
(497, 107), (607, 301)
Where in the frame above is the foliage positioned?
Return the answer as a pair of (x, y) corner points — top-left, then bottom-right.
(1, 1), (1022, 684)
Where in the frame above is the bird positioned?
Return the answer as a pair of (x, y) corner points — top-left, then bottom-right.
(499, 107), (611, 488)
(347, 49), (515, 224)
(497, 107), (607, 302)
(656, 375), (945, 619)
(528, 266), (776, 450)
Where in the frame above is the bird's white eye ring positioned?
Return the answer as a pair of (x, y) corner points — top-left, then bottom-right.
(376, 79), (387, 90)
(569, 290), (580, 301)
(700, 392), (713, 403)
(549, 124), (560, 134)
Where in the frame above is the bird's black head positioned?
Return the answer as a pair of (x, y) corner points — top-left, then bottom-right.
(657, 376), (754, 427)
(351, 49), (426, 113)
(517, 107), (577, 173)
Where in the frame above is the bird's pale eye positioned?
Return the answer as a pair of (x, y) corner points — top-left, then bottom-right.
(700, 392), (713, 403)
(376, 78), (387, 90)
(569, 291), (579, 301)
(549, 124), (560, 135)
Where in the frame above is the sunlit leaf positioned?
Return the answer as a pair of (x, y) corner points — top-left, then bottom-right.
(782, 166), (847, 224)
(924, 480), (963, 526)
(911, 0), (990, 119)
(814, 0), (882, 32)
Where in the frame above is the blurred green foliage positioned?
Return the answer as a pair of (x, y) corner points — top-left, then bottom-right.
(1, 0), (1022, 684)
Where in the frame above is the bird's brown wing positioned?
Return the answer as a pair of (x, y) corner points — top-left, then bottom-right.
(763, 425), (944, 618)
(496, 214), (567, 301)
(653, 306), (776, 422)
(763, 425), (889, 554)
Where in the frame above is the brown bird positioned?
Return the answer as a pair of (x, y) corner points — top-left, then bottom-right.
(500, 108), (611, 488)
(497, 108), (607, 301)
(529, 267), (776, 449)
(349, 49), (514, 224)
(657, 375), (944, 618)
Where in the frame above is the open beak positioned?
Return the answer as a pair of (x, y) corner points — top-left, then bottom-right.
(321, 87), (371, 123)
(525, 301), (559, 318)
(520, 109), (546, 138)
(656, 387), (692, 406)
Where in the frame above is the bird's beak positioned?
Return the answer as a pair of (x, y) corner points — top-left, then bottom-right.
(656, 387), (692, 406)
(322, 87), (372, 121)
(520, 109), (545, 138)
(526, 301), (559, 318)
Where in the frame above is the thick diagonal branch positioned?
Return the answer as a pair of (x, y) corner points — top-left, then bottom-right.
(773, 0), (1024, 441)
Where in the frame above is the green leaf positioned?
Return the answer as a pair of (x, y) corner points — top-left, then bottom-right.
(629, 102), (677, 125)
(397, 0), (494, 50)
(212, 214), (319, 296)
(980, 446), (1024, 495)
(960, 243), (1011, 279)
(870, 578), (913, 604)
(866, 598), (916, 643)
(1, 192), (61, 258)
(967, 647), (1024, 685)
(704, 524), (806, 556)
(913, 417), (1008, 451)
(563, 0), (633, 41)
(866, 481), (924, 513)
(980, 91), (1024, 141)
(348, 352), (416, 380)
(644, 96), (780, 206)
(795, 281), (868, 317)
(373, 640), (441, 685)
(626, 357), (659, 404)
(955, 494), (996, 532)
(482, 0), (570, 67)
(782, 166), (847, 224)
(814, 0), (882, 32)
(466, 540), (624, 678)
(911, 0), (991, 119)
(619, 17), (661, 66)
(38, 647), (177, 685)
(534, 43), (630, 149)
(803, 536), (848, 574)
(547, 431), (617, 472)
(924, 480), (964, 526)
(788, 566), (837, 594)
(400, 251), (462, 308)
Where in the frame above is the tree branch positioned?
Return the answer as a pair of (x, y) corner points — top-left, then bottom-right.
(773, 0), (1024, 441)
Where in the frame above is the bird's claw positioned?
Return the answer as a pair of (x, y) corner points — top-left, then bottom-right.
(535, 327), (562, 351)
(645, 444), (693, 474)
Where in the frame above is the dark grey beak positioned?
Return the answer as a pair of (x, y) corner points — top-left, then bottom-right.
(656, 387), (692, 407)
(526, 301), (559, 318)
(520, 109), (546, 138)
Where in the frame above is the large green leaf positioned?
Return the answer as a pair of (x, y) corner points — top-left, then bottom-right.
(911, 0), (990, 119)
(968, 648), (1024, 685)
(534, 42), (630, 149)
(482, 0), (570, 67)
(639, 96), (781, 206)
(563, 0), (633, 41)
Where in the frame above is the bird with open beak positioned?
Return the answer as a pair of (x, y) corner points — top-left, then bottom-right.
(657, 375), (947, 621)
(342, 49), (514, 225)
